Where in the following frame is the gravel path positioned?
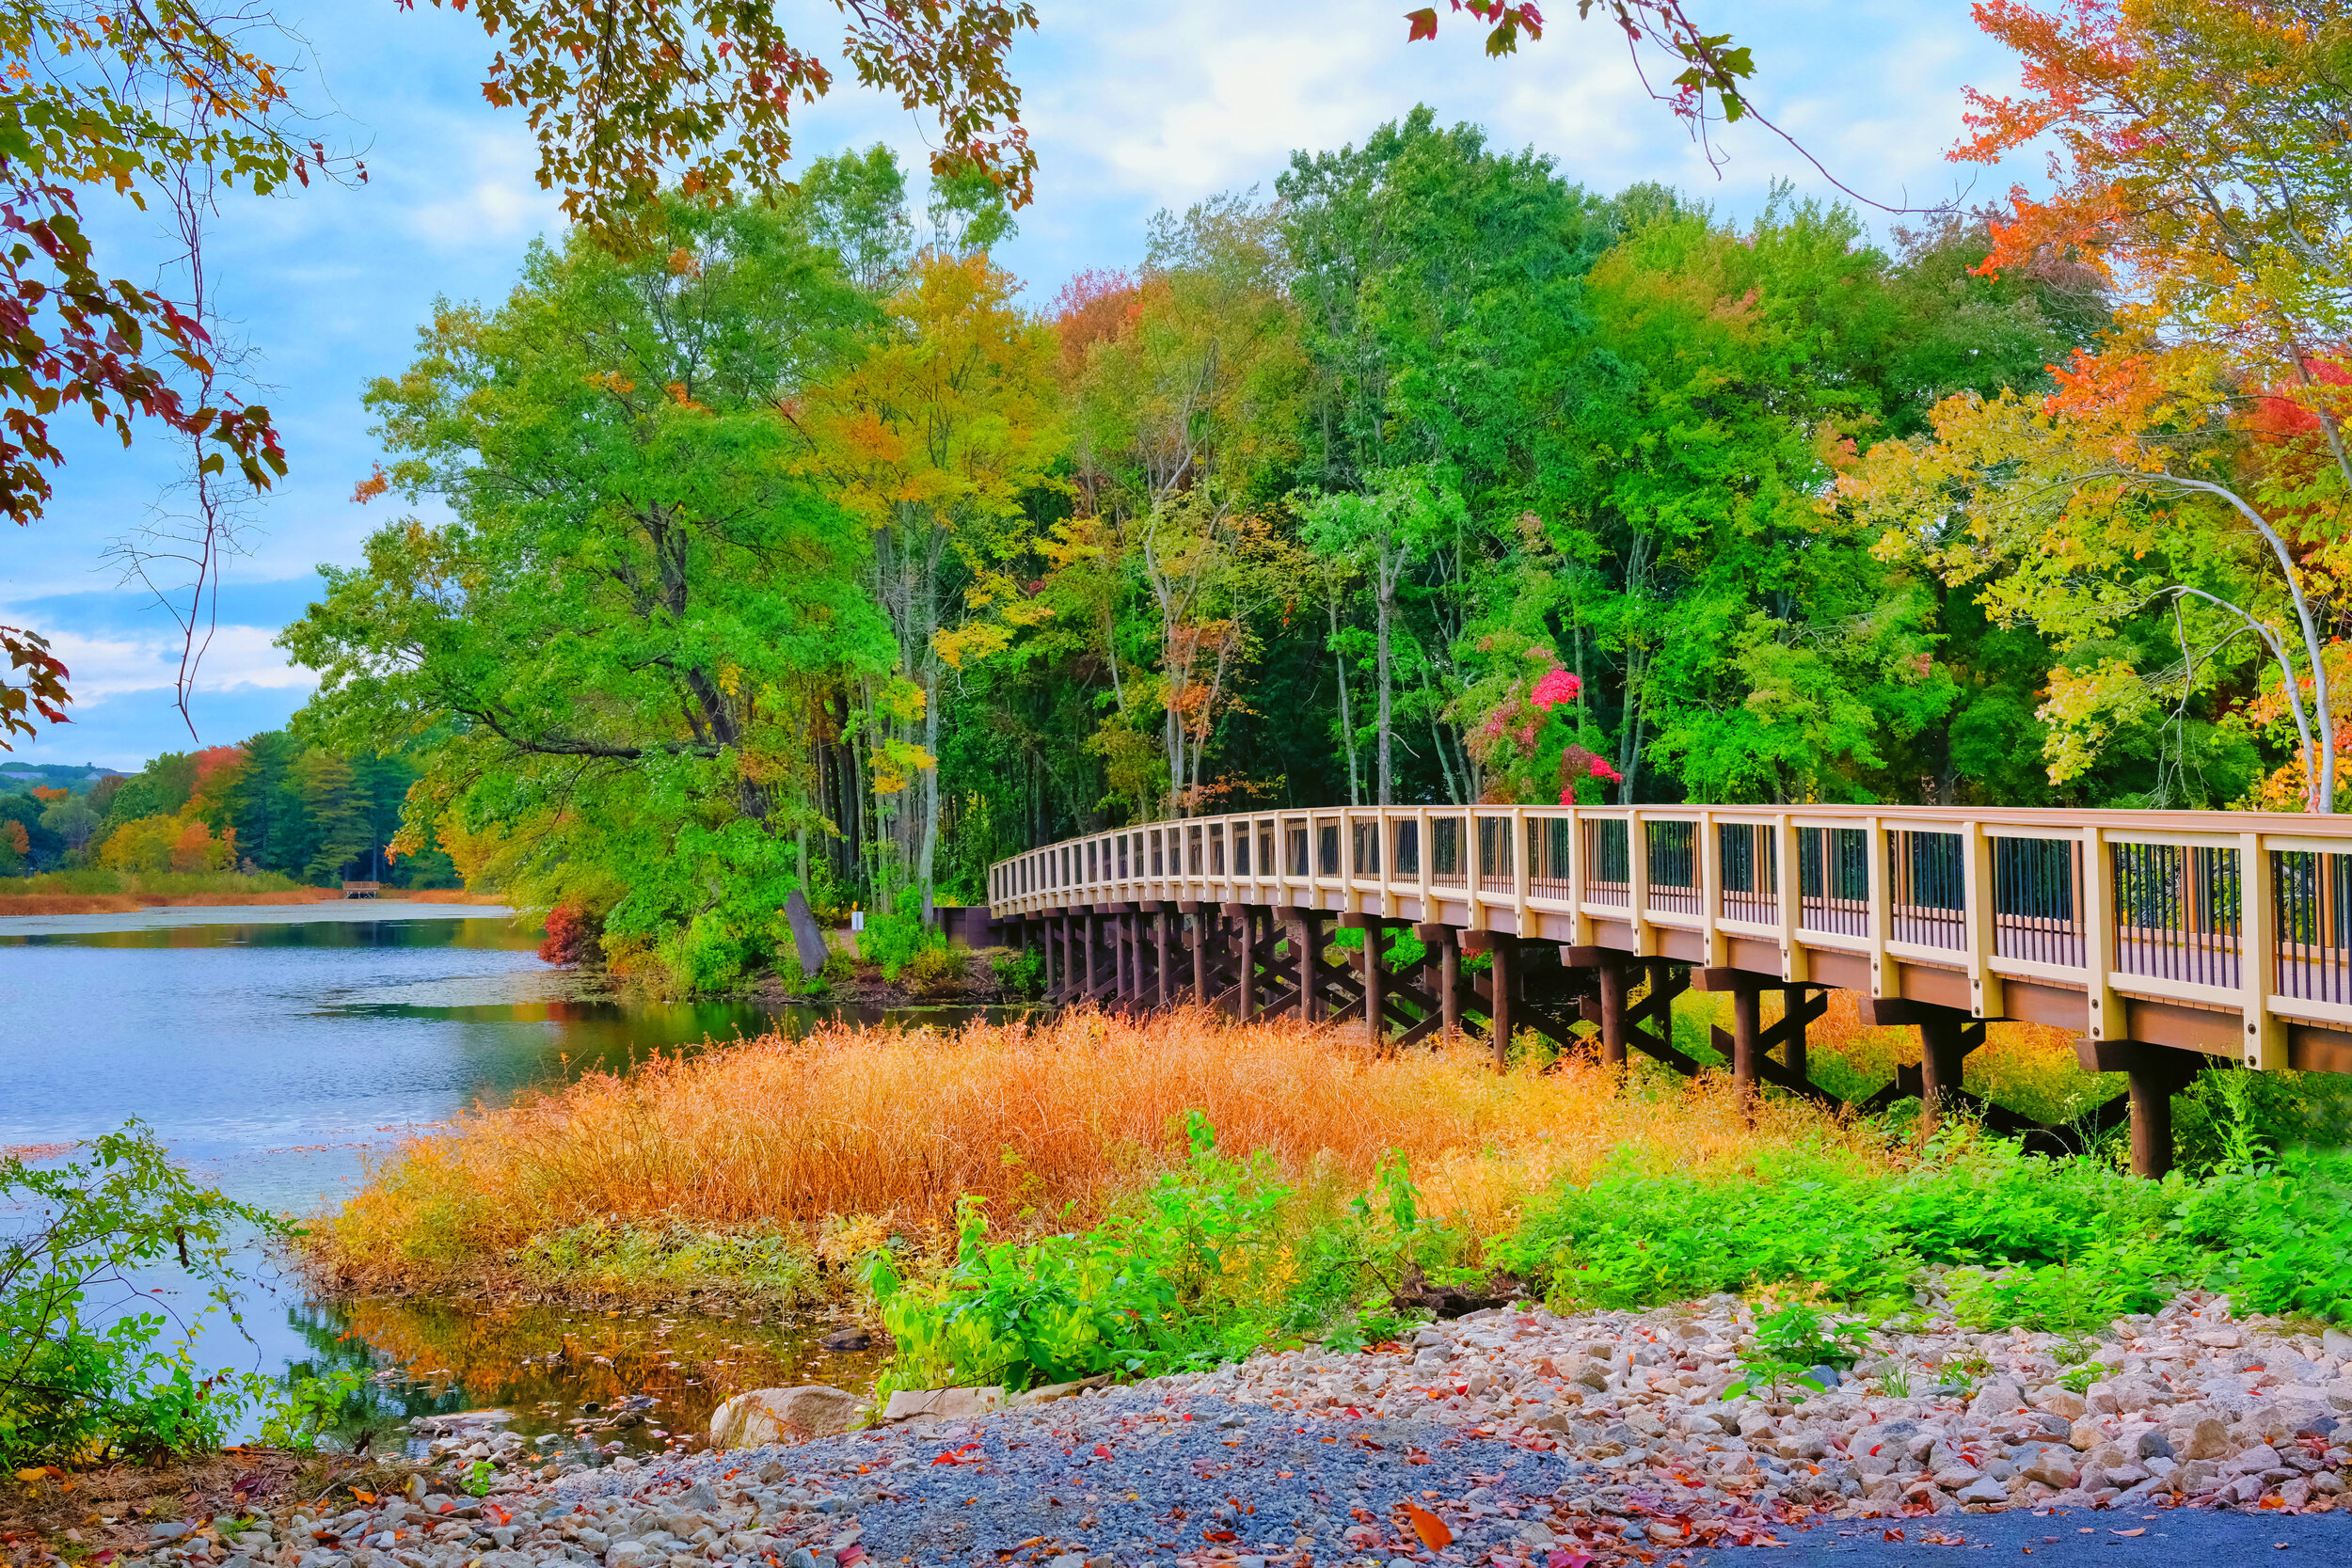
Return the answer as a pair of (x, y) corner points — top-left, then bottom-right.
(119, 1289), (2352, 1568)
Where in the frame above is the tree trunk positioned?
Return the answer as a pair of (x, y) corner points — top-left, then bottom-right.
(1376, 573), (1394, 806)
(1331, 595), (1360, 807)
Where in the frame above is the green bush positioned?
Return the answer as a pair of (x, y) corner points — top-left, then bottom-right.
(867, 1115), (1417, 1394)
(990, 946), (1042, 997)
(863, 887), (946, 982)
(0, 1125), (316, 1467)
(1490, 1134), (2352, 1336)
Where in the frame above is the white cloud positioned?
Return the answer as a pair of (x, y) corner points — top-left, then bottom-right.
(35, 625), (317, 700)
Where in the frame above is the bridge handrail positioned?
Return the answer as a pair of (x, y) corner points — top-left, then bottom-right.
(989, 802), (2352, 1069)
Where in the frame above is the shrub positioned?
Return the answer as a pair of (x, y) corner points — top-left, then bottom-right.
(991, 945), (1043, 996)
(2, 1125), (293, 1466)
(538, 904), (600, 966)
(903, 942), (968, 997)
(862, 886), (945, 981)
(867, 1115), (1403, 1393)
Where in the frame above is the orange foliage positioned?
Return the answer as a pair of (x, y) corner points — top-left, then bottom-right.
(309, 1006), (1879, 1294)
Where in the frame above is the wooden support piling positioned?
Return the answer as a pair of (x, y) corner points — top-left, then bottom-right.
(1597, 958), (1627, 1068)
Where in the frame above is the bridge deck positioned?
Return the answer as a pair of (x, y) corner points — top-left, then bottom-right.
(987, 804), (2352, 1167)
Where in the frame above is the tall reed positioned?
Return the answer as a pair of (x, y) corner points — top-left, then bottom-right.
(310, 1006), (1884, 1294)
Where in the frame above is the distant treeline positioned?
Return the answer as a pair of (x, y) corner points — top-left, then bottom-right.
(0, 732), (458, 884)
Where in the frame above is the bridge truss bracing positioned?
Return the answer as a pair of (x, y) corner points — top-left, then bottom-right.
(984, 804), (2352, 1177)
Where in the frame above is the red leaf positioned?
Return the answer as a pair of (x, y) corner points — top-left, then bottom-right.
(1094, 1445), (1113, 1458)
(1203, 1531), (1237, 1543)
(1405, 8), (1438, 41)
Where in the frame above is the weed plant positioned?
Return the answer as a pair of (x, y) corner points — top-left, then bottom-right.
(310, 1007), (1870, 1302)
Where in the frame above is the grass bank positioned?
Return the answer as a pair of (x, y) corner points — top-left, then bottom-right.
(0, 870), (501, 915)
(304, 1006), (2352, 1396)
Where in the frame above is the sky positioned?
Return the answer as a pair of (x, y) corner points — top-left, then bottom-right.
(0, 0), (2040, 771)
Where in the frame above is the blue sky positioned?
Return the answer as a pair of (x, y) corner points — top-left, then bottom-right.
(0, 0), (2039, 769)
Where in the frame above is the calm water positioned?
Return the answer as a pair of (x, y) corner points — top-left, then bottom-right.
(0, 903), (977, 1449)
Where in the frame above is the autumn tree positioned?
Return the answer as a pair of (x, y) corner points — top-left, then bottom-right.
(787, 248), (1063, 913)
(1050, 194), (1306, 816)
(1859, 0), (2352, 807)
(1, 0), (1041, 745)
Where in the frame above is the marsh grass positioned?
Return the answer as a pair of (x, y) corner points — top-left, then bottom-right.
(306, 1006), (1888, 1302)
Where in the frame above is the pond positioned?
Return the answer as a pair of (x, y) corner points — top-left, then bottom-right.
(0, 902), (993, 1454)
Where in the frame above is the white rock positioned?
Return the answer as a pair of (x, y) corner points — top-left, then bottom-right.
(707, 1386), (864, 1448)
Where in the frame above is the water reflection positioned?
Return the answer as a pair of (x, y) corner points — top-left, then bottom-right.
(0, 904), (982, 1442)
(281, 1293), (885, 1458)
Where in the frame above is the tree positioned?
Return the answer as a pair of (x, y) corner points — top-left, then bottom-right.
(2, 0), (1042, 746)
(1301, 467), (1465, 803)
(285, 197), (892, 987)
(1049, 194), (1307, 817)
(1872, 0), (2352, 807)
(787, 247), (1063, 912)
(1842, 358), (2318, 809)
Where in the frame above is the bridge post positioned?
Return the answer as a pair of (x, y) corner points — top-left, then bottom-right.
(1488, 936), (1516, 1070)
(1463, 932), (1514, 1069)
(1183, 902), (1209, 1005)
(1731, 981), (1761, 1098)
(2079, 1039), (2203, 1178)
(1081, 910), (1098, 1000)
(1154, 905), (1174, 1007)
(1414, 923), (1458, 1041)
(1597, 958), (1628, 1068)
(1225, 904), (1255, 1019)
(1864, 998), (1979, 1139)
(1291, 910), (1327, 1022)
(1120, 906), (1137, 1006)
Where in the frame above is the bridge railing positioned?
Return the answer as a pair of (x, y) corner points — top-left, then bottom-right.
(989, 803), (2352, 1069)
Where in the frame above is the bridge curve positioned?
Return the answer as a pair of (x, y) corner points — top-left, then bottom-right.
(988, 802), (2352, 1177)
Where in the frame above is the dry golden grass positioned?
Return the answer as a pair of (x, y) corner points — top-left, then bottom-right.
(310, 1006), (1884, 1293)
(0, 888), (493, 916)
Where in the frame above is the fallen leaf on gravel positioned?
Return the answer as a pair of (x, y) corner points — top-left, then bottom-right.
(1402, 1502), (1452, 1549)
(1883, 1530), (1905, 1542)
(1202, 1530), (1237, 1543)
(2112, 1529), (2145, 1538)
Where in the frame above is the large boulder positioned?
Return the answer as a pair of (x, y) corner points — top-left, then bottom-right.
(707, 1386), (863, 1449)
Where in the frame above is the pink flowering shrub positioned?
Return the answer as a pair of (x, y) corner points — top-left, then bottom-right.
(1558, 744), (1622, 804)
(1530, 666), (1581, 711)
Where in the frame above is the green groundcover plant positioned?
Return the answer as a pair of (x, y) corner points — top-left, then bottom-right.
(869, 1115), (2352, 1397)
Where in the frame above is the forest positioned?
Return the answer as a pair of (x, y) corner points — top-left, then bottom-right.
(276, 15), (2349, 994)
(0, 736), (457, 886)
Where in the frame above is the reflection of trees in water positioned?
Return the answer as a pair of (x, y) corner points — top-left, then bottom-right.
(298, 1296), (882, 1451)
(280, 1298), (473, 1449)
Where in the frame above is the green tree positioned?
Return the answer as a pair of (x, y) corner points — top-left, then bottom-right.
(284, 197), (892, 990)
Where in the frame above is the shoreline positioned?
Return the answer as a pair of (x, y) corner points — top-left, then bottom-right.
(26, 1287), (2352, 1568)
(0, 889), (511, 917)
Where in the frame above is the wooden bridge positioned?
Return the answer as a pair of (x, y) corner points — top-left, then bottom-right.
(987, 802), (2352, 1177)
